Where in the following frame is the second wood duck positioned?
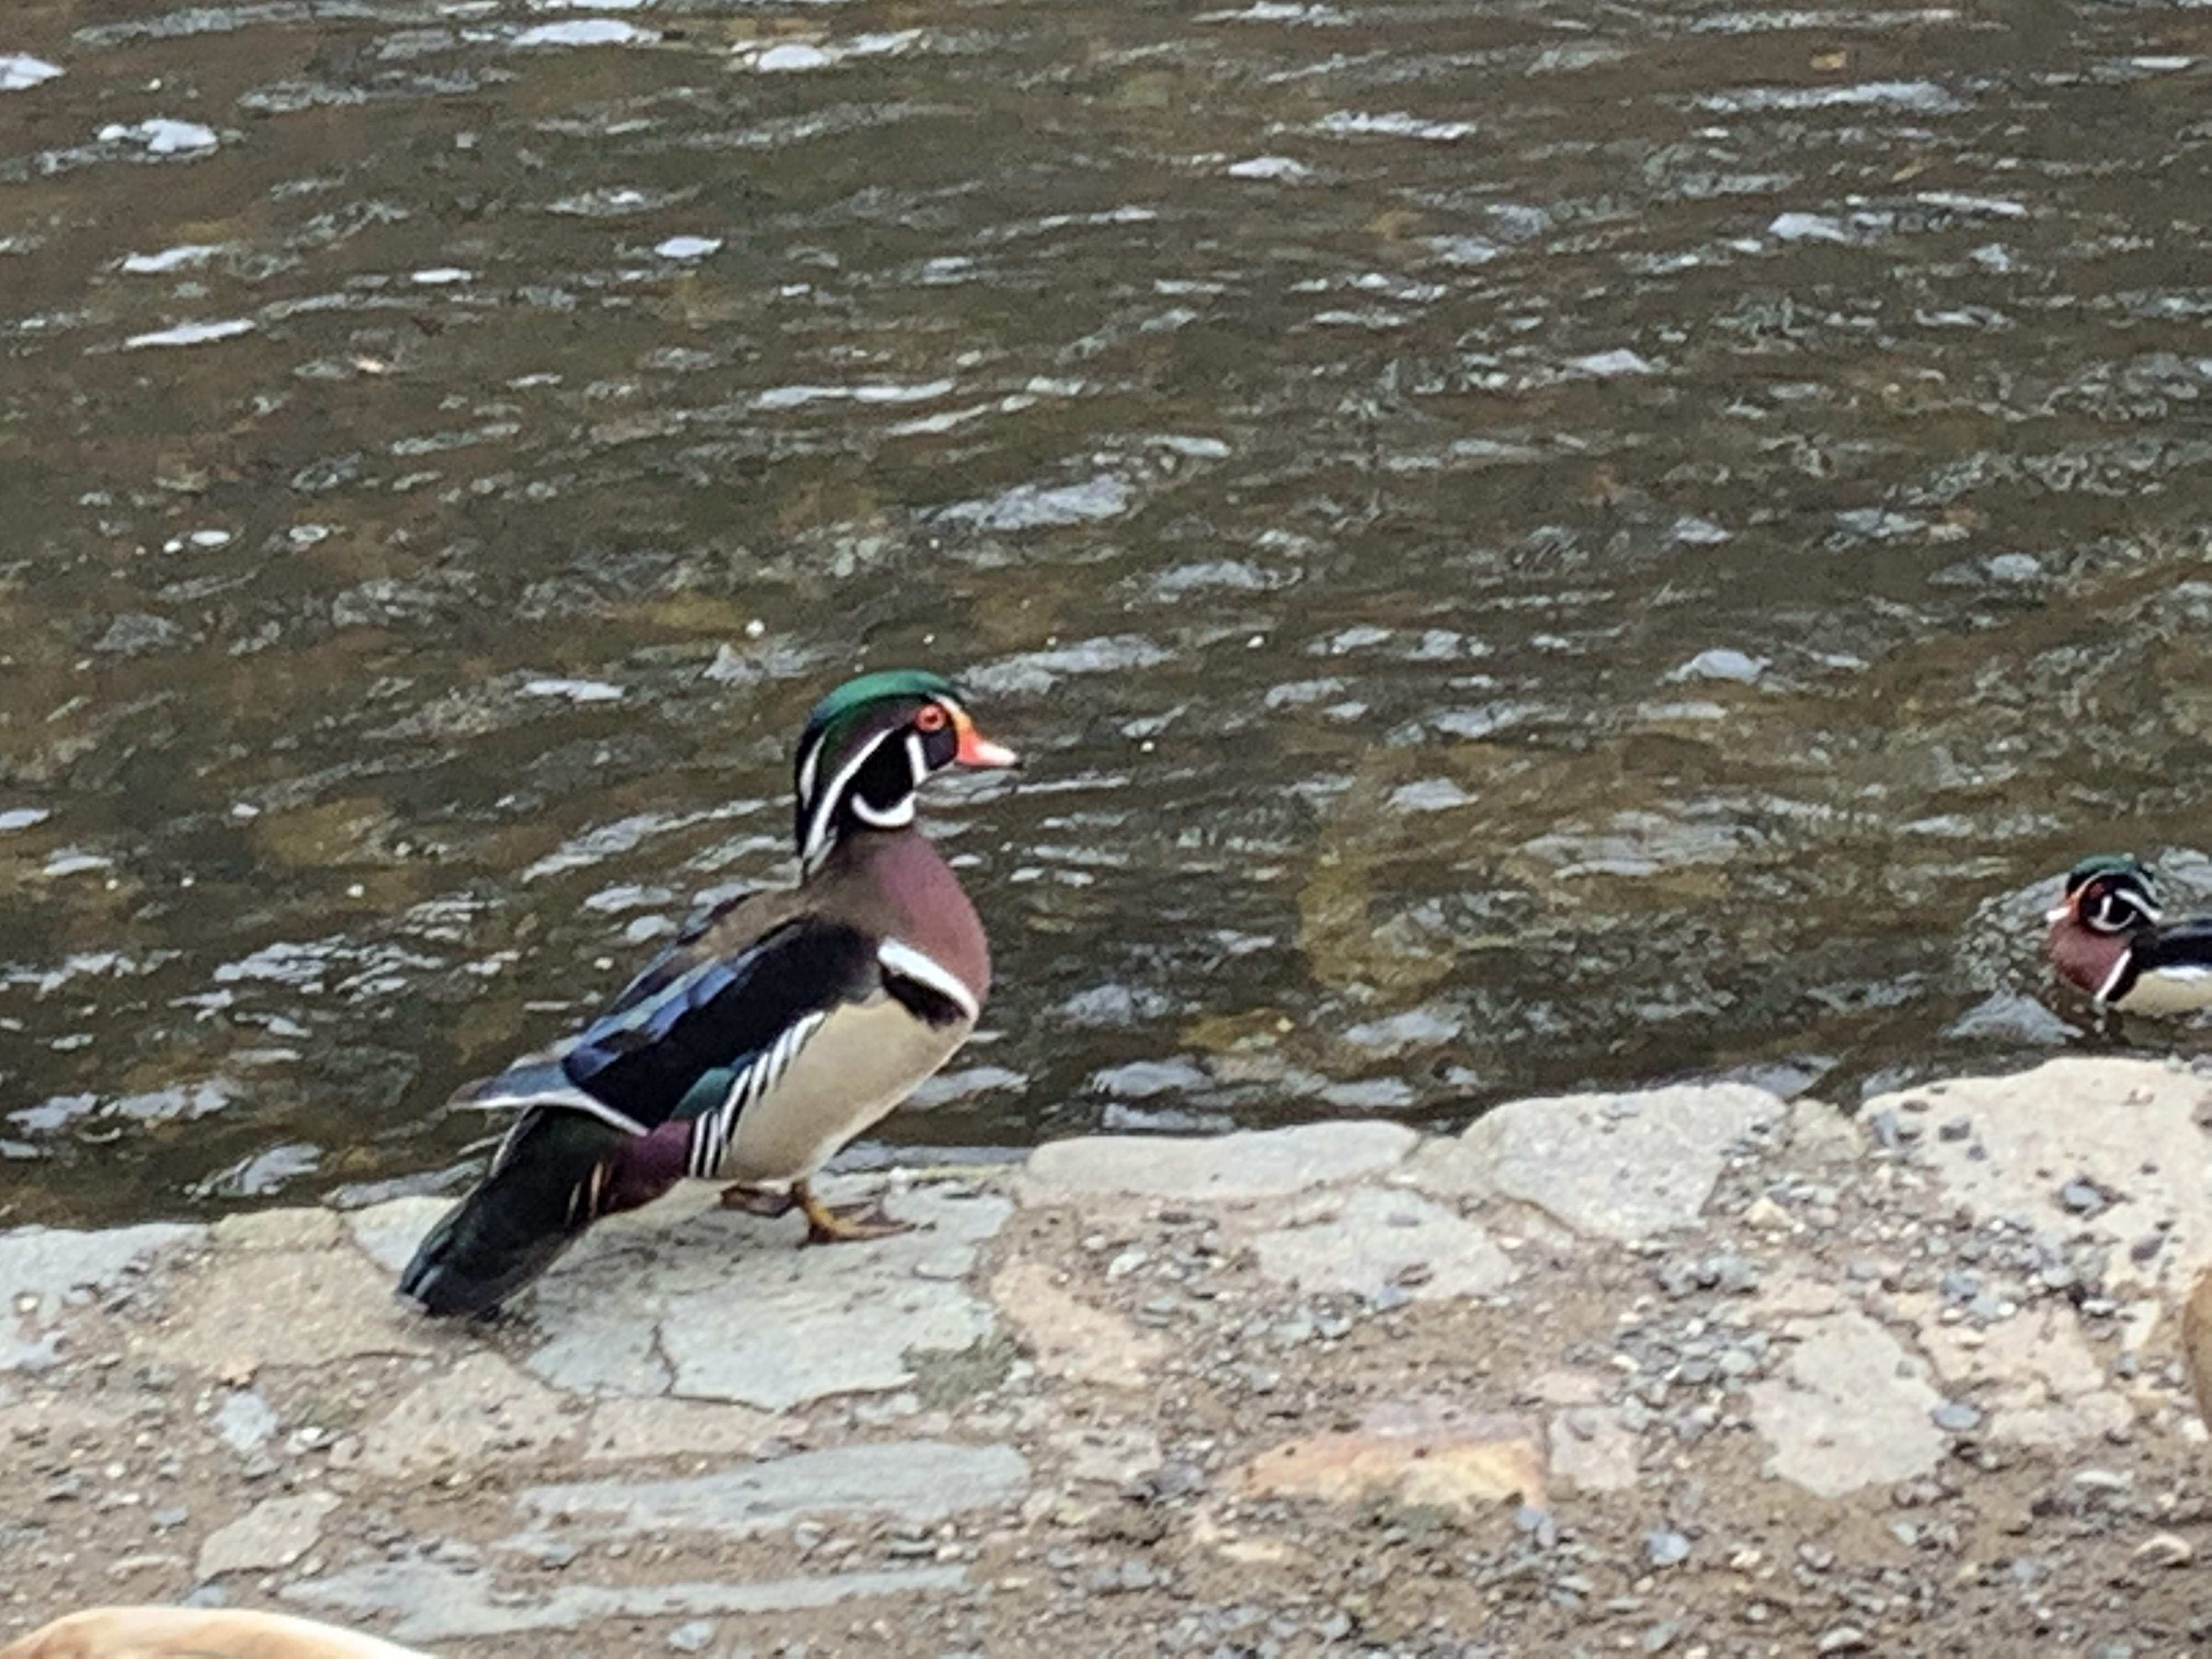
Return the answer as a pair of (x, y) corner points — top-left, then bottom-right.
(2045, 853), (2212, 1015)
(398, 669), (1018, 1318)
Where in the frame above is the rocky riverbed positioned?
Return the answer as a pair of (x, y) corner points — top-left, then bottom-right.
(8, 1056), (2212, 1656)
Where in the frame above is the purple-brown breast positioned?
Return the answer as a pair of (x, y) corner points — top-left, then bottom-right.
(844, 829), (992, 1004)
(2047, 915), (2129, 1001)
(603, 1120), (695, 1214)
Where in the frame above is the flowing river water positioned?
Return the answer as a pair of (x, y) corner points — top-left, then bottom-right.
(2, 0), (2210, 1225)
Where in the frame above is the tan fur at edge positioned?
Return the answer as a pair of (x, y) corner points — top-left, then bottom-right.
(0, 1606), (436, 1659)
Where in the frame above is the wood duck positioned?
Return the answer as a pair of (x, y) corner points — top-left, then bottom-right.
(398, 670), (1018, 1318)
(2045, 853), (2212, 1015)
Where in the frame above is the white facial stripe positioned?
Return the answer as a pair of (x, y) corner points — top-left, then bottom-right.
(851, 792), (916, 828)
(796, 736), (822, 808)
(877, 938), (979, 1022)
(802, 724), (901, 869)
(2096, 952), (2134, 1003)
(906, 729), (928, 784)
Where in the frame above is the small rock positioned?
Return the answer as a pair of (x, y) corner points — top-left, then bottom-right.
(2131, 1532), (2193, 1568)
(1743, 1196), (1792, 1230)
(666, 1619), (717, 1652)
(1930, 1401), (1983, 1433)
(1937, 1116), (1973, 1141)
(1644, 1527), (1692, 1568)
(1815, 1626), (1874, 1655)
(2059, 1180), (2106, 1214)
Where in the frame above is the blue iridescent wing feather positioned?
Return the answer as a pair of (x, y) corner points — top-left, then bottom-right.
(550, 915), (879, 1130)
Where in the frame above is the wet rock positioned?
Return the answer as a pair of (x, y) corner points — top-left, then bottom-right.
(197, 1490), (342, 1578)
(1020, 1122), (1417, 1204)
(1462, 1083), (1786, 1242)
(1248, 1187), (1515, 1300)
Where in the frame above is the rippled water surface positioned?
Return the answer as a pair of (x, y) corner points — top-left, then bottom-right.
(4, 0), (2212, 1224)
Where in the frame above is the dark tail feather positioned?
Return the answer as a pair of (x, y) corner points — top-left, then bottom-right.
(398, 1110), (684, 1318)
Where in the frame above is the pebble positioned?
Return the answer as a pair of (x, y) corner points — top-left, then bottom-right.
(2130, 1532), (2193, 1569)
(1815, 1626), (1874, 1655)
(1644, 1527), (1692, 1568)
(1930, 1401), (1983, 1433)
(666, 1619), (717, 1652)
(1743, 1196), (1792, 1230)
(2058, 1180), (2105, 1214)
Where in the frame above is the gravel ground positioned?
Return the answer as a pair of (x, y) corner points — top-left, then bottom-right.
(7, 1056), (2212, 1657)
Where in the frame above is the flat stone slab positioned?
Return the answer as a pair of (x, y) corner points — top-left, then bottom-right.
(1227, 1400), (1547, 1512)
(0, 1223), (201, 1371)
(1247, 1186), (1516, 1300)
(1019, 1121), (1417, 1204)
(11, 1062), (2212, 1658)
(521, 1185), (1011, 1410)
(1462, 1081), (1785, 1241)
(356, 1352), (580, 1477)
(1901, 1057), (2212, 1293)
(511, 1439), (1031, 1542)
(288, 1559), (967, 1645)
(196, 1490), (342, 1579)
(1746, 1308), (1947, 1498)
(141, 1244), (432, 1373)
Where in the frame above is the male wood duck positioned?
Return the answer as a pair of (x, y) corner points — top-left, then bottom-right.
(2045, 853), (2212, 1015)
(398, 669), (1018, 1318)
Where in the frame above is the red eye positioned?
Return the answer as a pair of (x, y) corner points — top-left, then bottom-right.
(915, 704), (950, 733)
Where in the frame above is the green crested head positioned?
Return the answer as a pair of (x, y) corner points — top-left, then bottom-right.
(790, 670), (1015, 870)
(2064, 853), (2151, 896)
(800, 670), (962, 758)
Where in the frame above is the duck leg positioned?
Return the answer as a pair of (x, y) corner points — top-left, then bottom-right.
(796, 1177), (910, 1245)
(717, 1178), (912, 1245)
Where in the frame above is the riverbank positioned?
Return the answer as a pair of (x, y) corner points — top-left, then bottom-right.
(7, 1055), (2212, 1655)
